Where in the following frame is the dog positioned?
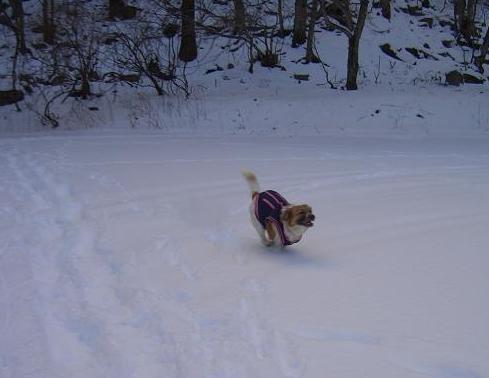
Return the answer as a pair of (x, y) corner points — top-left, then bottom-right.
(242, 170), (315, 247)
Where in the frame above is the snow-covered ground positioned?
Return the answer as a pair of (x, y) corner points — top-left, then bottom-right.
(2, 0), (489, 375)
(1, 129), (488, 378)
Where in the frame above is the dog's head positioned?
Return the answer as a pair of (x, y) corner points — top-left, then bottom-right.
(283, 204), (315, 228)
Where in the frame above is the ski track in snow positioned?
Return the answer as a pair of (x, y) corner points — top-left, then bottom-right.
(1, 135), (489, 378)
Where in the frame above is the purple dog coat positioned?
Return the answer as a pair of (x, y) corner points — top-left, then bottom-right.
(254, 190), (300, 246)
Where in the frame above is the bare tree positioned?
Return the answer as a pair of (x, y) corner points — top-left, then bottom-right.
(32, 2), (101, 99)
(9, 0), (27, 52)
(244, 0), (287, 70)
(305, 0), (321, 62)
(321, 0), (369, 90)
(0, 0), (28, 106)
(63, 5), (101, 98)
(110, 27), (167, 96)
(179, 0), (198, 62)
(232, 0), (246, 35)
(0, 0), (28, 53)
(346, 0), (368, 90)
(277, 0), (286, 36)
(379, 0), (390, 20)
(293, 0), (307, 46)
(454, 0), (478, 45)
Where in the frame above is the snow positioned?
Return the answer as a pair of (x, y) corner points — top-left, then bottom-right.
(2, 0), (489, 375)
(1, 130), (489, 378)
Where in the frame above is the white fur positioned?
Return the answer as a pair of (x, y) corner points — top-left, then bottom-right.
(242, 170), (260, 194)
(281, 206), (307, 244)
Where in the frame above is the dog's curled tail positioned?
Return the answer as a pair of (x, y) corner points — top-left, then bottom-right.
(242, 170), (260, 198)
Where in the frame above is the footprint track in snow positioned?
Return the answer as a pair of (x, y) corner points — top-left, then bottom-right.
(1, 144), (131, 378)
(239, 277), (306, 377)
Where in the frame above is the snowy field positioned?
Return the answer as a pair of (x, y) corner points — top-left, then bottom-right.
(1, 129), (489, 378)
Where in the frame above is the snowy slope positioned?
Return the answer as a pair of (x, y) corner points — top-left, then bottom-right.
(2, 0), (489, 133)
(1, 131), (489, 378)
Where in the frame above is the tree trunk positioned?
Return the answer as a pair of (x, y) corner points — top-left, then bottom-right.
(292, 0), (307, 47)
(458, 0), (477, 46)
(179, 0), (198, 62)
(42, 0), (55, 44)
(475, 26), (489, 72)
(346, 0), (368, 90)
(454, 0), (477, 44)
(80, 75), (91, 99)
(467, 0), (477, 26)
(454, 0), (465, 33)
(464, 0), (477, 41)
(379, 0), (391, 20)
(277, 0), (285, 37)
(9, 0), (27, 53)
(232, 0), (246, 35)
(305, 0), (320, 62)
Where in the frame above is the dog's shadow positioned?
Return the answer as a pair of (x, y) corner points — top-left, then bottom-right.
(247, 241), (335, 270)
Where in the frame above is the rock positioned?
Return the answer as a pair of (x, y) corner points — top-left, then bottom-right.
(419, 17), (434, 28)
(293, 74), (310, 81)
(50, 73), (69, 86)
(445, 70), (463, 86)
(32, 42), (48, 50)
(0, 90), (24, 106)
(463, 73), (485, 84)
(400, 5), (423, 16)
(406, 47), (439, 60)
(442, 40), (454, 48)
(205, 65), (224, 74)
(445, 70), (484, 85)
(439, 19), (454, 29)
(380, 43), (403, 61)
(405, 47), (421, 59)
(104, 36), (119, 45)
(438, 52), (455, 60)
(119, 74), (140, 83)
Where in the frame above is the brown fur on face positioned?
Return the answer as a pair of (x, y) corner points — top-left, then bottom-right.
(283, 205), (315, 228)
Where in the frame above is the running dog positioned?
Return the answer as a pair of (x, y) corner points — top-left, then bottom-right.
(242, 171), (315, 247)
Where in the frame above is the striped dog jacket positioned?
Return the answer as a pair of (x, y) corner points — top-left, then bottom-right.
(254, 190), (299, 246)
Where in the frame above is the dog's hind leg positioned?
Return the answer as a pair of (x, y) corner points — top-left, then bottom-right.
(249, 203), (272, 246)
(265, 221), (277, 245)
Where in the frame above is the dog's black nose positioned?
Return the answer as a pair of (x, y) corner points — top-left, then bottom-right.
(310, 214), (315, 221)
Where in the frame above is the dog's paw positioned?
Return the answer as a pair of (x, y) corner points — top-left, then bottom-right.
(261, 238), (273, 247)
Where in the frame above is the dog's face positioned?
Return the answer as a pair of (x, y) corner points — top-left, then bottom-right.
(283, 204), (315, 228)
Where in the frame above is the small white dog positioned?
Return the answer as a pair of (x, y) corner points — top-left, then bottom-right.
(242, 171), (315, 247)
